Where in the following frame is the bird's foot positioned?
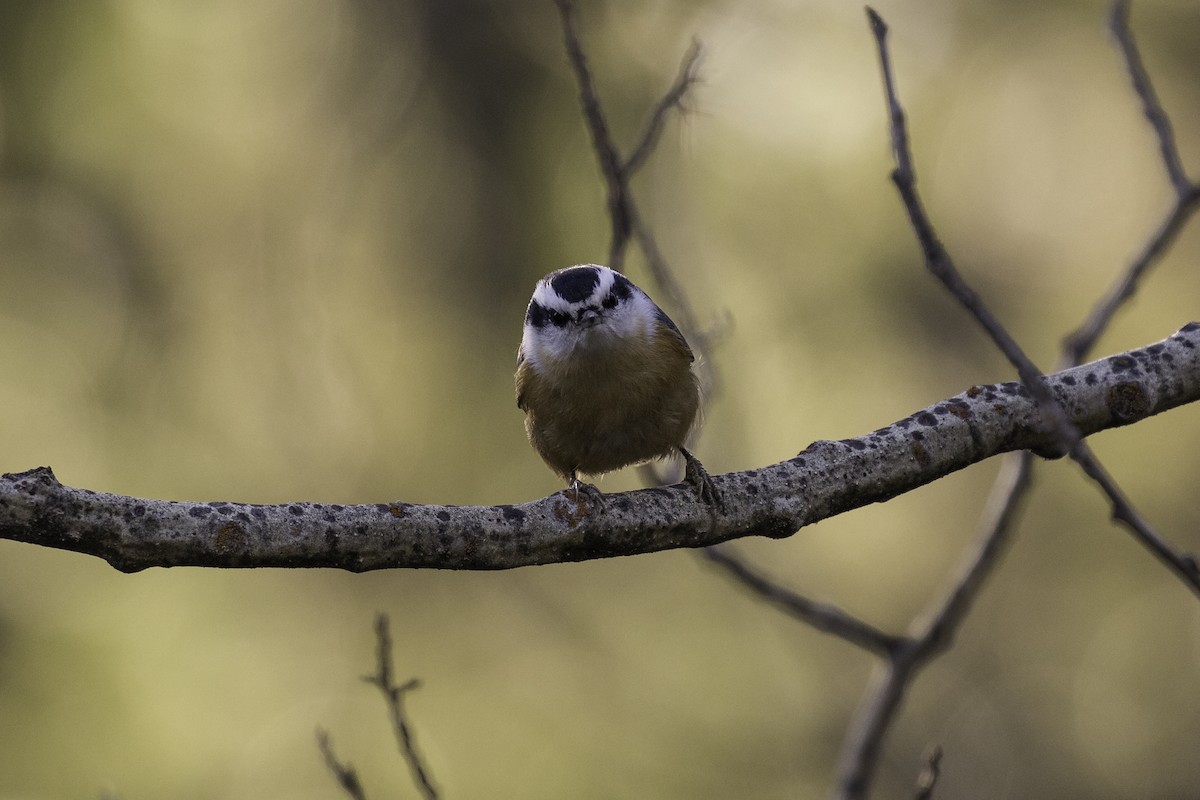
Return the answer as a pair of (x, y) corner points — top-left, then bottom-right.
(566, 476), (605, 510)
(680, 446), (722, 509)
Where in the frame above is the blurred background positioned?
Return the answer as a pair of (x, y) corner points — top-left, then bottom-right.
(1, 0), (1198, 797)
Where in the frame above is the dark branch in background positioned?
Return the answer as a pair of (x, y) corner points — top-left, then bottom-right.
(554, 0), (629, 270)
(1108, 0), (1192, 197)
(318, 615), (437, 800)
(625, 39), (703, 179)
(317, 729), (369, 800)
(702, 547), (902, 657)
(362, 614), (439, 800)
(834, 451), (1034, 800)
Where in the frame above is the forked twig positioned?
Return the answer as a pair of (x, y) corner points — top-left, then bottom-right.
(625, 39), (703, 178)
(317, 615), (437, 799)
(1062, 0), (1200, 366)
(554, 0), (705, 339)
(362, 614), (439, 800)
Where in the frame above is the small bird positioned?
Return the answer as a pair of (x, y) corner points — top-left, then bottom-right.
(515, 264), (719, 506)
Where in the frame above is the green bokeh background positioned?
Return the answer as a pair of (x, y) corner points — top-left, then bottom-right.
(1, 1), (1198, 798)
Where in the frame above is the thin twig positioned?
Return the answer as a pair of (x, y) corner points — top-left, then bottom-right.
(632, 211), (705, 352)
(1070, 438), (1200, 589)
(554, 0), (631, 268)
(1062, 193), (1200, 366)
(317, 728), (370, 800)
(624, 39), (703, 178)
(1061, 1), (1200, 366)
(362, 614), (439, 800)
(1108, 0), (1192, 197)
(866, 9), (1070, 436)
(702, 547), (902, 657)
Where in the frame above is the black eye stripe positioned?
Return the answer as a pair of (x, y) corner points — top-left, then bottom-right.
(525, 300), (547, 328)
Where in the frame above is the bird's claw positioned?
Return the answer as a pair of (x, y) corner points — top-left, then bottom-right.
(680, 446), (722, 510)
(566, 477), (605, 510)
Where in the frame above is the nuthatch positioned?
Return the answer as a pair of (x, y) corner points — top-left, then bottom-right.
(515, 264), (719, 506)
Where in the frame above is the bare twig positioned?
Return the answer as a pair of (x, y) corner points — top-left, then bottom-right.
(1108, 0), (1192, 197)
(866, 9), (1070, 437)
(1062, 193), (1200, 367)
(554, 0), (630, 268)
(702, 546), (901, 657)
(554, 0), (706, 341)
(1069, 438), (1200, 588)
(317, 728), (370, 800)
(362, 614), (438, 800)
(1062, 1), (1200, 366)
(625, 39), (703, 178)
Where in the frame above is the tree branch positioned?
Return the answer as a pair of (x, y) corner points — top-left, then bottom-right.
(702, 546), (902, 657)
(1, 325), (1196, 572)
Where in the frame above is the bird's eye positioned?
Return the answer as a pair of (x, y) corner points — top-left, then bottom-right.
(601, 295), (618, 309)
(548, 310), (570, 327)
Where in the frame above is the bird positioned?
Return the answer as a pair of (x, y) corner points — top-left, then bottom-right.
(515, 264), (719, 507)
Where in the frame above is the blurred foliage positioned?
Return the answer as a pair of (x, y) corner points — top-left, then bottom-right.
(0, 0), (1198, 798)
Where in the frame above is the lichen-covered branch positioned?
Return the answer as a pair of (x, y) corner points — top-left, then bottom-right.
(1, 324), (1196, 573)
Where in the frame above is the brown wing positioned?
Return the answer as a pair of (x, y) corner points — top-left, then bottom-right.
(654, 306), (694, 363)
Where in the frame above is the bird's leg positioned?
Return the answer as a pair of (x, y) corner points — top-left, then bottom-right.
(567, 472), (605, 509)
(679, 447), (722, 509)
